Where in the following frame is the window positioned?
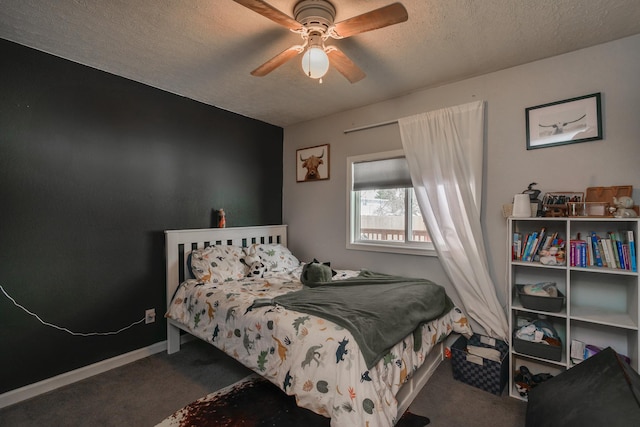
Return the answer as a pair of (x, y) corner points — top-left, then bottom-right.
(347, 150), (434, 255)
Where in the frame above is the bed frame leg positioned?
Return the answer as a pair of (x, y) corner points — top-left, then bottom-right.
(167, 322), (181, 354)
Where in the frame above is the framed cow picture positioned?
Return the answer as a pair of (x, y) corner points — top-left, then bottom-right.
(296, 144), (330, 182)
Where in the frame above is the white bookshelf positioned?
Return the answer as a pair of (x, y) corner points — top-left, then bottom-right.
(507, 217), (639, 401)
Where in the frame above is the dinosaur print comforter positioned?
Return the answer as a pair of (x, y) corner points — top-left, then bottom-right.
(166, 267), (472, 427)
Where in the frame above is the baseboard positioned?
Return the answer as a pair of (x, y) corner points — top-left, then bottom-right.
(0, 340), (170, 409)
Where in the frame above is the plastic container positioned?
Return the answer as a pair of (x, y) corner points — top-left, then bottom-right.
(567, 201), (609, 217)
(516, 285), (565, 312)
(514, 338), (562, 361)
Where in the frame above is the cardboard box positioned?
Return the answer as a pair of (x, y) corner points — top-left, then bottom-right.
(451, 334), (508, 395)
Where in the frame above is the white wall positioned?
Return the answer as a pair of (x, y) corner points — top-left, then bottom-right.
(282, 34), (640, 331)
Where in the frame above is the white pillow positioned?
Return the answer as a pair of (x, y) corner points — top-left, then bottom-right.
(245, 243), (300, 272)
(190, 245), (247, 283)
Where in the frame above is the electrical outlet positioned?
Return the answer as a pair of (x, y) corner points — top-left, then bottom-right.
(145, 308), (156, 324)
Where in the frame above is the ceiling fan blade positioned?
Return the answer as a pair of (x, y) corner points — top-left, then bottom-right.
(233, 0), (302, 31)
(251, 45), (304, 77)
(326, 47), (365, 83)
(331, 3), (408, 39)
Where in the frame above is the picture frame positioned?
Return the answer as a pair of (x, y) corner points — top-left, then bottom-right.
(526, 93), (602, 150)
(296, 144), (330, 182)
(541, 191), (584, 217)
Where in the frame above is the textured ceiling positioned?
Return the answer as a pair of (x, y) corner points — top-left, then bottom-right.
(1, 0), (640, 127)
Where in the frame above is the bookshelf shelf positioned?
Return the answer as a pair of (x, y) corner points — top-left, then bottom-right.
(512, 297), (568, 317)
(570, 265), (639, 275)
(507, 217), (639, 401)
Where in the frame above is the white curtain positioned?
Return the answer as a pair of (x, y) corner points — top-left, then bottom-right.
(398, 101), (509, 342)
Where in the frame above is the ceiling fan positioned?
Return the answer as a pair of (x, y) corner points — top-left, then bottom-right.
(233, 0), (409, 83)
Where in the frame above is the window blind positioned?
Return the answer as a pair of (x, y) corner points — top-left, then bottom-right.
(352, 157), (412, 191)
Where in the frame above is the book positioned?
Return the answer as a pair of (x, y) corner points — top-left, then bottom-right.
(541, 232), (557, 252)
(520, 233), (530, 260)
(570, 240), (586, 267)
(569, 240), (576, 266)
(531, 227), (546, 260)
(590, 232), (603, 267)
(525, 237), (539, 262)
(614, 232), (626, 270)
(602, 238), (616, 269)
(522, 231), (538, 262)
(570, 240), (587, 267)
(597, 237), (608, 267)
(599, 237), (610, 267)
(608, 232), (622, 269)
(623, 244), (631, 271)
(512, 233), (522, 261)
(585, 233), (594, 266)
(628, 230), (637, 272)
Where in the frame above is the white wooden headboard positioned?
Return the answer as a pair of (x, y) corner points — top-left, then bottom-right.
(164, 225), (288, 353)
(165, 225), (288, 308)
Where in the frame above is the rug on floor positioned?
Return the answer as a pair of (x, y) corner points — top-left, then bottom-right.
(157, 374), (430, 427)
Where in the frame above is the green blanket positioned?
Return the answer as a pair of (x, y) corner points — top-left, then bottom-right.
(252, 270), (453, 369)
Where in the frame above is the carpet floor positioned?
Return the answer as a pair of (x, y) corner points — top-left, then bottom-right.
(0, 339), (526, 426)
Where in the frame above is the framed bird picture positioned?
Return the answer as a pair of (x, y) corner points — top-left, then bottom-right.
(525, 93), (602, 150)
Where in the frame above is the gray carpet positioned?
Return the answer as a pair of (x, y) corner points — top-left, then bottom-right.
(0, 339), (526, 426)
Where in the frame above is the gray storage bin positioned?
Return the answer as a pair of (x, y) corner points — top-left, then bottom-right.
(514, 337), (562, 361)
(517, 284), (565, 312)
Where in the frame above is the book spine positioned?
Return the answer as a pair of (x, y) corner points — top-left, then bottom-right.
(623, 244), (630, 271)
(628, 230), (637, 272)
(591, 232), (603, 267)
(598, 238), (608, 268)
(513, 233), (521, 261)
(586, 235), (594, 266)
(609, 232), (622, 269)
(541, 234), (553, 252)
(603, 238), (616, 269)
(616, 238), (626, 270)
(569, 240), (577, 267)
(571, 241), (587, 267)
(520, 233), (530, 260)
(526, 237), (539, 262)
(523, 232), (537, 262)
(532, 227), (546, 260)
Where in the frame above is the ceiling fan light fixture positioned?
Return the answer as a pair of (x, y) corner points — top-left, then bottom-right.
(302, 46), (329, 79)
(235, 0), (407, 83)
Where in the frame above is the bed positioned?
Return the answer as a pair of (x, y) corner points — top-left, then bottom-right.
(165, 225), (472, 427)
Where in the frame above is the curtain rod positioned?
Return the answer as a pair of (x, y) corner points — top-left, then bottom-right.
(343, 119), (399, 134)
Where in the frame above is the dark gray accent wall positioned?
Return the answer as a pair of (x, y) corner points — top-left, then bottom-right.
(0, 38), (283, 393)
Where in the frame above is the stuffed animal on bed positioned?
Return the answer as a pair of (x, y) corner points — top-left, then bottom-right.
(240, 251), (267, 278)
(300, 259), (336, 286)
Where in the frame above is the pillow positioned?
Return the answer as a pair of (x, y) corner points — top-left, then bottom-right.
(189, 245), (246, 283)
(300, 259), (336, 286)
(246, 243), (300, 272)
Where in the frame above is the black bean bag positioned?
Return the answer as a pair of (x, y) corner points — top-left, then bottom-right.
(526, 347), (640, 427)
